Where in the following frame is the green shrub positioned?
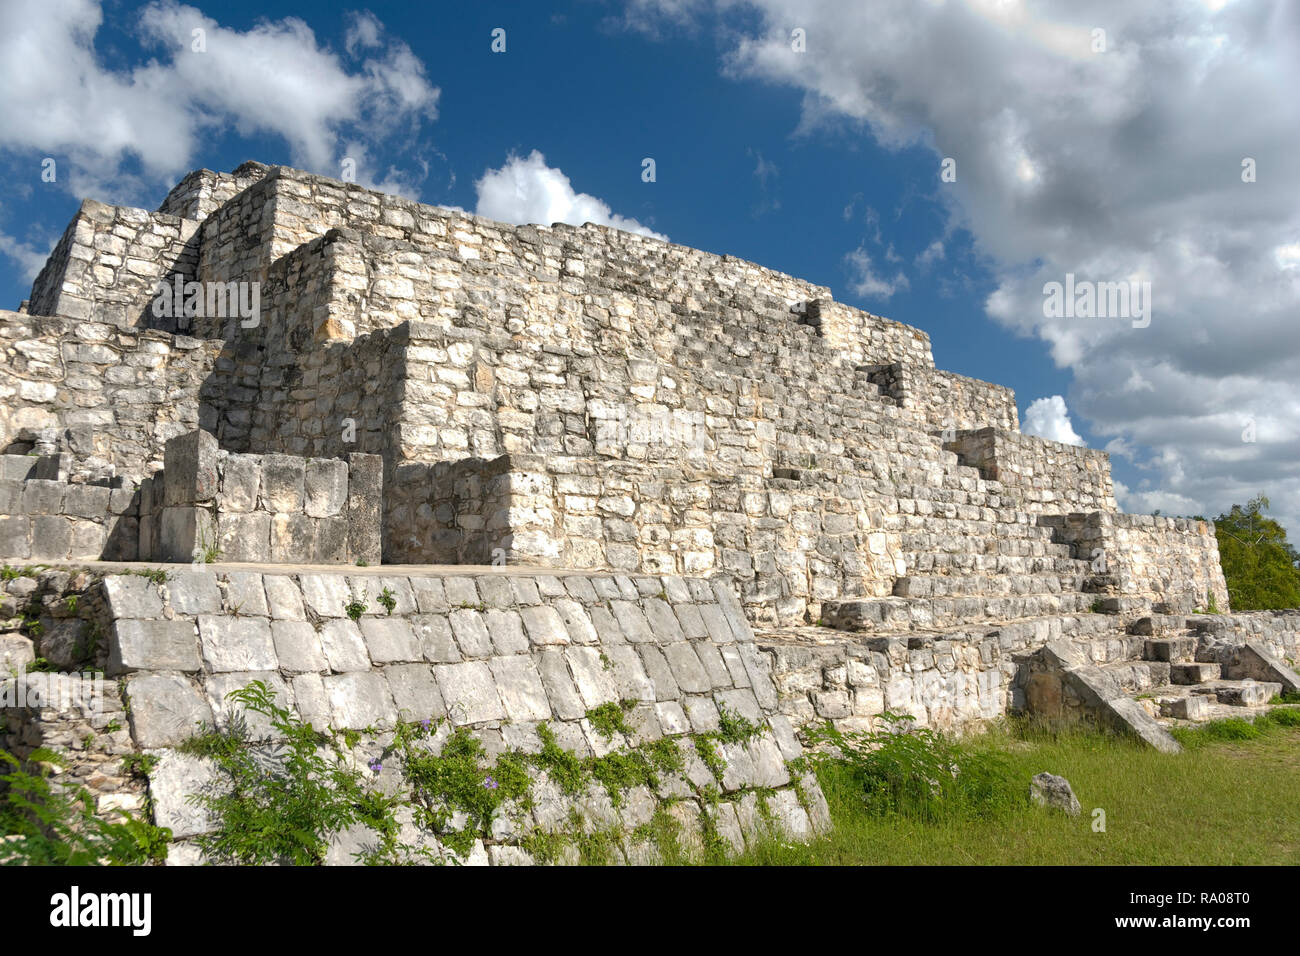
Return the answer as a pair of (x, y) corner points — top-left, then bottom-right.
(0, 749), (170, 865)
(179, 681), (396, 865)
(803, 713), (1022, 821)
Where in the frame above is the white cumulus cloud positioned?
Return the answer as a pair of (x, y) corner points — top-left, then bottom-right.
(474, 151), (666, 239)
(1022, 395), (1085, 446)
(0, 0), (439, 197)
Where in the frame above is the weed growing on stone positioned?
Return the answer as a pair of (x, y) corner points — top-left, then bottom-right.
(179, 681), (397, 865)
(345, 593), (368, 621)
(124, 568), (168, 584)
(378, 587), (397, 615)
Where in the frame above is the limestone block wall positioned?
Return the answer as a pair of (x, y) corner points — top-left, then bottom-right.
(141, 431), (382, 566)
(156, 162), (270, 223)
(945, 427), (1116, 513)
(805, 298), (934, 369)
(27, 200), (200, 330)
(0, 475), (138, 560)
(0, 311), (218, 482)
(192, 165), (934, 371)
(1042, 512), (1230, 612)
(864, 364), (1018, 432)
(6, 566), (828, 864)
(759, 613), (1118, 734)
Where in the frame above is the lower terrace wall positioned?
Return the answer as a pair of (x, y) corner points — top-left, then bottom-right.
(387, 452), (905, 628)
(4, 566), (828, 865)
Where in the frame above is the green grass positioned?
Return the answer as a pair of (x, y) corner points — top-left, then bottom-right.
(728, 715), (1300, 865)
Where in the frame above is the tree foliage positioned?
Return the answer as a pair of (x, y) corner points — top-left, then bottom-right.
(1214, 495), (1300, 610)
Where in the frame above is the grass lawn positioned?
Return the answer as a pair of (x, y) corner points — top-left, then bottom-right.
(729, 712), (1300, 865)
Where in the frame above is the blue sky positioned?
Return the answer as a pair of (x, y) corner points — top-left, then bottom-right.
(2, 0), (1298, 529)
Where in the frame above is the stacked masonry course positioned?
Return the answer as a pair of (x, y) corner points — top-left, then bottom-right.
(1, 162), (1297, 863)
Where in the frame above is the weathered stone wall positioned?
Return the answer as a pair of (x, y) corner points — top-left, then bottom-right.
(760, 612), (1118, 733)
(27, 200), (200, 329)
(946, 427), (1116, 514)
(0, 475), (138, 561)
(0, 311), (218, 482)
(7, 565), (829, 864)
(140, 431), (382, 566)
(864, 364), (1019, 432)
(1043, 512), (1230, 613)
(156, 162), (270, 224)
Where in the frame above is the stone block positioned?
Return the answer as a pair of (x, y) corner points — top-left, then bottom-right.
(109, 618), (202, 674)
(565, 646), (620, 708)
(260, 454), (306, 512)
(263, 574), (305, 619)
(324, 671), (398, 730)
(489, 655), (552, 721)
(222, 571), (270, 616)
(25, 514), (70, 559)
(0, 515), (29, 558)
(163, 429), (219, 505)
(197, 615), (277, 672)
(385, 663), (446, 721)
(411, 614), (459, 663)
(126, 674), (212, 748)
(271, 620), (328, 673)
(22, 479), (65, 514)
(359, 617), (421, 663)
(346, 453), (382, 563)
(164, 569), (223, 614)
(205, 671), (293, 738)
(433, 660), (505, 725)
(217, 511), (270, 562)
(147, 750), (223, 838)
(270, 513), (316, 563)
(318, 619), (372, 672)
(63, 483), (110, 518)
(305, 459), (348, 517)
(102, 573), (165, 618)
(520, 605), (569, 646)
(158, 506), (214, 563)
(218, 454), (261, 512)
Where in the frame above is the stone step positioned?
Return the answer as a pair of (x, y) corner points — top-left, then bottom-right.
(1170, 661), (1221, 684)
(893, 572), (1086, 598)
(1141, 636), (1197, 663)
(1156, 692), (1212, 721)
(1128, 615), (1189, 637)
(822, 591), (1098, 631)
(904, 554), (1090, 575)
(1189, 680), (1283, 707)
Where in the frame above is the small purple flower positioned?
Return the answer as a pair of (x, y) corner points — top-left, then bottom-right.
(420, 719), (432, 731)
(483, 775), (498, 790)
(368, 758), (382, 773)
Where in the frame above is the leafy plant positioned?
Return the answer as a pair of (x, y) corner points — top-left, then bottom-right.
(0, 749), (170, 865)
(345, 592), (368, 622)
(377, 587), (397, 615)
(179, 681), (396, 865)
(803, 712), (1021, 821)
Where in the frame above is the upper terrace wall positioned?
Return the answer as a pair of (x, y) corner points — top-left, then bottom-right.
(945, 427), (1116, 514)
(190, 165), (936, 371)
(0, 311), (218, 482)
(27, 200), (199, 330)
(156, 162), (270, 223)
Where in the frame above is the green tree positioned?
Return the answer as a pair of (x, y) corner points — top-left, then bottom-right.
(1214, 495), (1300, 610)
